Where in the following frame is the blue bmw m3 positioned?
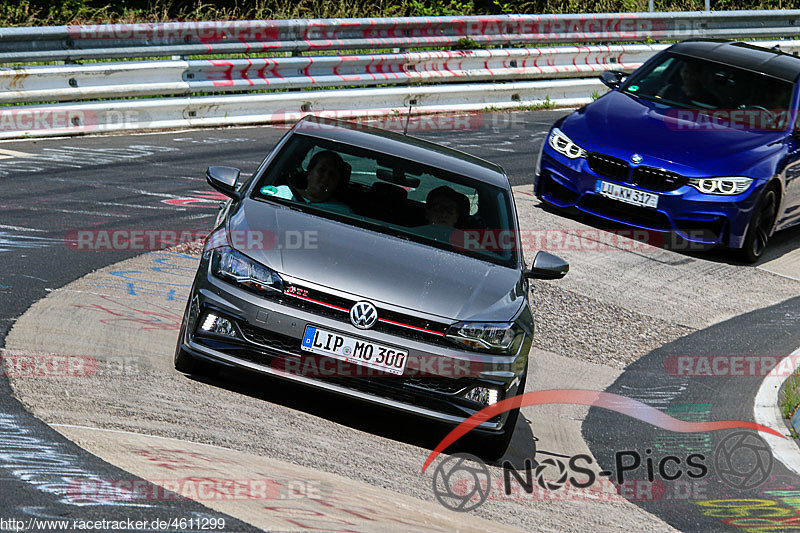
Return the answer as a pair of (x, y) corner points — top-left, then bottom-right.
(534, 39), (800, 262)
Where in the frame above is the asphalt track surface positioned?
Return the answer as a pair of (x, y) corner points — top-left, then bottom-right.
(584, 297), (800, 532)
(0, 109), (799, 531)
(0, 112), (558, 527)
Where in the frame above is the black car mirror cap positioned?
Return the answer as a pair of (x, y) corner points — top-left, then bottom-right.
(207, 166), (243, 201)
(600, 70), (626, 90)
(524, 251), (569, 280)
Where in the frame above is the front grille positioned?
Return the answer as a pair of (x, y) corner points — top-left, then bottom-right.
(588, 153), (630, 182)
(579, 194), (672, 231)
(196, 323), (485, 420)
(281, 285), (451, 346)
(239, 323), (299, 353)
(402, 377), (473, 394)
(232, 324), (474, 394)
(632, 166), (688, 192)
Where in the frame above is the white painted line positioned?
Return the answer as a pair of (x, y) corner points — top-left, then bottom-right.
(0, 148), (33, 159)
(757, 268), (800, 282)
(754, 347), (800, 476)
(0, 224), (45, 232)
(95, 201), (180, 211)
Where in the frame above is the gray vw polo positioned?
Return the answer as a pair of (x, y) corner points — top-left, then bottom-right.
(175, 117), (568, 459)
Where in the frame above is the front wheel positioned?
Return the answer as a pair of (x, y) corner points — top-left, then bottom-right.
(739, 186), (778, 263)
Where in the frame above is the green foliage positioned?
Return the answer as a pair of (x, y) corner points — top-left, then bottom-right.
(781, 370), (800, 420)
(452, 37), (484, 50)
(8, 0), (800, 26)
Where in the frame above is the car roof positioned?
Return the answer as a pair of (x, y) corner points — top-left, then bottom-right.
(669, 39), (800, 82)
(291, 116), (510, 188)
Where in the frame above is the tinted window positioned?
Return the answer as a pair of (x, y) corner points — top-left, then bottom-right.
(252, 134), (517, 267)
(622, 53), (795, 130)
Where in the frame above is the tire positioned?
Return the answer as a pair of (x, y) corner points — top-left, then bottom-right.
(739, 186), (778, 263)
(464, 366), (528, 462)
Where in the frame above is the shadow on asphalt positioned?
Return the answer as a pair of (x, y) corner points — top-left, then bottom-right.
(183, 365), (537, 466)
(535, 200), (800, 267)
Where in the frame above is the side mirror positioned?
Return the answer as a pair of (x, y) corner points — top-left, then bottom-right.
(207, 166), (242, 201)
(600, 70), (626, 90)
(524, 251), (569, 280)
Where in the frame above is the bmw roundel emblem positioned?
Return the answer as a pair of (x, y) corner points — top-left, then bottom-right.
(631, 154), (643, 164)
(350, 301), (378, 329)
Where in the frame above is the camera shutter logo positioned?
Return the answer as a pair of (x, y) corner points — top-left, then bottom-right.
(432, 453), (491, 512)
(714, 431), (773, 489)
(535, 457), (569, 491)
(350, 301), (377, 329)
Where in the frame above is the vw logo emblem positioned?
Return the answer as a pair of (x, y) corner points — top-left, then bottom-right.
(350, 301), (377, 329)
(631, 153), (643, 163)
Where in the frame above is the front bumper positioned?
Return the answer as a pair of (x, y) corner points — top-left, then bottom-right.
(535, 148), (765, 249)
(177, 252), (530, 433)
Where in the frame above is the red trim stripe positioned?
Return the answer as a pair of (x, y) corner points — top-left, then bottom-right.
(284, 290), (445, 336)
(377, 317), (445, 336)
(284, 291), (349, 312)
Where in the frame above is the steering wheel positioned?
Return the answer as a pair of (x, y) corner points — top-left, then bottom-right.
(738, 105), (776, 120)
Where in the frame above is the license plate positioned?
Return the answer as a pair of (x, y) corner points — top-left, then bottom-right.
(595, 180), (659, 208)
(301, 325), (408, 375)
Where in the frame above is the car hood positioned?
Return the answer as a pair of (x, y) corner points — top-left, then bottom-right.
(562, 91), (786, 174)
(228, 201), (525, 321)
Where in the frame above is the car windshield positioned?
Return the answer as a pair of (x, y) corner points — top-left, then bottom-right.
(251, 133), (518, 268)
(621, 52), (795, 131)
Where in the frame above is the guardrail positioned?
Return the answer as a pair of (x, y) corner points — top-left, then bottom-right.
(3, 10), (800, 62)
(0, 10), (798, 139)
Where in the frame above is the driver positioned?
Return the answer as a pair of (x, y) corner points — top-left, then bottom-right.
(658, 61), (719, 107)
(261, 150), (352, 214)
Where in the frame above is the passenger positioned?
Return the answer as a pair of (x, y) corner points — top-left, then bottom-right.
(417, 186), (469, 242)
(425, 186), (468, 227)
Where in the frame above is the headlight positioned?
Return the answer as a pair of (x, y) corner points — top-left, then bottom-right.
(211, 246), (283, 292)
(548, 127), (588, 159)
(687, 177), (753, 195)
(446, 321), (523, 354)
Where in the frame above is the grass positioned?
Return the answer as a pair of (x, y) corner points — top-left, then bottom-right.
(780, 369), (800, 422)
(482, 95), (561, 112)
(4, 0), (800, 27)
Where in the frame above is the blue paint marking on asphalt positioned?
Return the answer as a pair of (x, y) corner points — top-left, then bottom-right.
(109, 271), (192, 287)
(123, 282), (176, 300)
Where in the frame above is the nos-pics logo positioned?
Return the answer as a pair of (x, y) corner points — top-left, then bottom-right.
(431, 431), (773, 512)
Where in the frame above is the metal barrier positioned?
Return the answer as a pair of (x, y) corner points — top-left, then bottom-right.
(1, 10), (800, 62)
(0, 10), (798, 138)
